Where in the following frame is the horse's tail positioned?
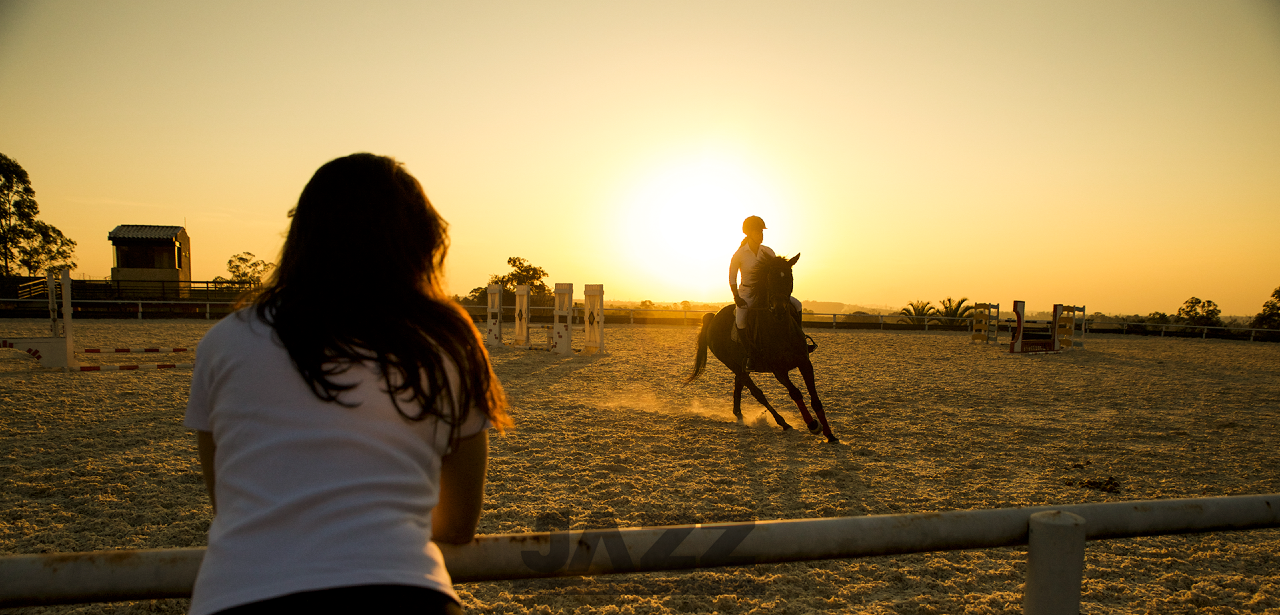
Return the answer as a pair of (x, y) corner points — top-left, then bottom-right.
(686, 312), (715, 384)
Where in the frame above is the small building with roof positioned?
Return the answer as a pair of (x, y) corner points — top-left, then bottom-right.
(108, 225), (191, 283)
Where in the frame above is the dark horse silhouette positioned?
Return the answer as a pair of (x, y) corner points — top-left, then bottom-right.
(687, 253), (838, 443)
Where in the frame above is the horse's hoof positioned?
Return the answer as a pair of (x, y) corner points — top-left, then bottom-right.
(806, 420), (822, 435)
(781, 423), (793, 431)
(826, 436), (840, 444)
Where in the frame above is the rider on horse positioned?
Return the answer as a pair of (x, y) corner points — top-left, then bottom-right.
(729, 216), (802, 365)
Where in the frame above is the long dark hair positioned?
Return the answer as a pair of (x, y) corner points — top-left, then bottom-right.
(253, 153), (509, 439)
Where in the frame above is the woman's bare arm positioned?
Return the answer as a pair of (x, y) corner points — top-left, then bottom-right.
(196, 430), (217, 514)
(432, 430), (488, 544)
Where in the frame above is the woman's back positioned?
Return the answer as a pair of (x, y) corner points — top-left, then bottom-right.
(186, 312), (486, 615)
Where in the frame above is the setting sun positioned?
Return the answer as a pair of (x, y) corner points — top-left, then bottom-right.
(615, 150), (793, 302)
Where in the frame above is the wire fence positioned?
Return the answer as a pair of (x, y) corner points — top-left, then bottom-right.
(0, 296), (1276, 342)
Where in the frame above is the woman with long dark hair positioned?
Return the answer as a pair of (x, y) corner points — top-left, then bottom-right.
(185, 153), (510, 615)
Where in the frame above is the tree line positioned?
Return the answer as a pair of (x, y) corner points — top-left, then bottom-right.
(1100, 291), (1280, 330)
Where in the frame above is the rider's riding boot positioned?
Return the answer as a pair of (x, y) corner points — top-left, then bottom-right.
(737, 327), (757, 371)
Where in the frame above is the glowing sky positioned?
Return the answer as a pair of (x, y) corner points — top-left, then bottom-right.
(2, 1), (1278, 316)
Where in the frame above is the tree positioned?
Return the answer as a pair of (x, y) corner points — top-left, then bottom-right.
(465, 257), (552, 305)
(898, 300), (936, 325)
(936, 296), (973, 325)
(639, 300), (654, 309)
(0, 153), (76, 276)
(1145, 312), (1171, 325)
(213, 252), (275, 286)
(1176, 297), (1223, 328)
(1251, 286), (1280, 330)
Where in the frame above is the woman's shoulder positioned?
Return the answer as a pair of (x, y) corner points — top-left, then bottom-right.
(201, 308), (276, 351)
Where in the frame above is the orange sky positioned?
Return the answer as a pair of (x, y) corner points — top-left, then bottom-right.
(2, 1), (1278, 316)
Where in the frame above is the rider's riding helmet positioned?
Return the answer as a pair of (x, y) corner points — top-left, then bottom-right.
(742, 216), (767, 234)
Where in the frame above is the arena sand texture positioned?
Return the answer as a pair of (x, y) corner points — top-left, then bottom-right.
(1, 318), (1278, 614)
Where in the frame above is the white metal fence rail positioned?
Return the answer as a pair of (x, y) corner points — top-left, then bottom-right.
(2, 494), (1276, 612)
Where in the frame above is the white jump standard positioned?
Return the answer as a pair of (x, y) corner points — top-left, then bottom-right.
(485, 284), (503, 346)
(551, 283), (573, 355)
(583, 284), (604, 355)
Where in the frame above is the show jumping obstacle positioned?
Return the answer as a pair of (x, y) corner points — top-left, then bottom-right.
(1, 269), (78, 369)
(493, 283), (605, 355)
(1008, 300), (1086, 354)
(0, 269), (194, 372)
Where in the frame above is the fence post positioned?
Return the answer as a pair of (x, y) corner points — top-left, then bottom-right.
(206, 304), (210, 320)
(1023, 510), (1086, 615)
(137, 302), (143, 320)
(832, 314), (836, 329)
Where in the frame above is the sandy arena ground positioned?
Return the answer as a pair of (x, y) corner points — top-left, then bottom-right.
(1, 318), (1278, 614)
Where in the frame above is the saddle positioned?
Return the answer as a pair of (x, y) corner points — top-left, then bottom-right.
(739, 304), (816, 371)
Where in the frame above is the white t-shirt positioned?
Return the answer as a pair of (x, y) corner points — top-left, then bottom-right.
(184, 311), (487, 615)
(729, 242), (777, 298)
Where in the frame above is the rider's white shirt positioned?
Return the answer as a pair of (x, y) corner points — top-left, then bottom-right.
(729, 243), (776, 296)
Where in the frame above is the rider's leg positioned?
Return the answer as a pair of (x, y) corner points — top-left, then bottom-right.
(735, 286), (755, 367)
(789, 296), (802, 326)
(733, 286), (752, 342)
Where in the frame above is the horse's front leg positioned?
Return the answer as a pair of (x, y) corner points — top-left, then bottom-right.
(736, 370), (792, 431)
(798, 360), (838, 443)
(773, 371), (820, 435)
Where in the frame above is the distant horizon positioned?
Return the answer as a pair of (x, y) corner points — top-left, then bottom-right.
(45, 267), (1273, 320)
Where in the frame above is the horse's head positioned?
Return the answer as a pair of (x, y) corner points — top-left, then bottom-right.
(752, 252), (800, 313)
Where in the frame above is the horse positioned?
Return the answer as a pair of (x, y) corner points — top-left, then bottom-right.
(687, 253), (839, 443)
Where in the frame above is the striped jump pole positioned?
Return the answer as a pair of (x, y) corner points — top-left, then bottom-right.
(77, 364), (194, 372)
(82, 348), (190, 354)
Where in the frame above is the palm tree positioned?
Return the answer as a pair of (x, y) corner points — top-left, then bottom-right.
(937, 296), (973, 326)
(898, 300), (936, 325)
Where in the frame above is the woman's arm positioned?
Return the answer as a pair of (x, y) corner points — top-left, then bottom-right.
(196, 430), (218, 514)
(729, 250), (745, 306)
(432, 430), (489, 544)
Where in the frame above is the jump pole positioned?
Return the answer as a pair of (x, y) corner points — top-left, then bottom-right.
(2, 494), (1276, 609)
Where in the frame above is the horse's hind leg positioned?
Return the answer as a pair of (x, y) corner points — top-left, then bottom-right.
(799, 361), (838, 443)
(732, 374), (745, 419)
(737, 371), (792, 431)
(774, 372), (820, 435)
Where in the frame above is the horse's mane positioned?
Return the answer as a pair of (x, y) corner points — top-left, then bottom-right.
(751, 254), (792, 294)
